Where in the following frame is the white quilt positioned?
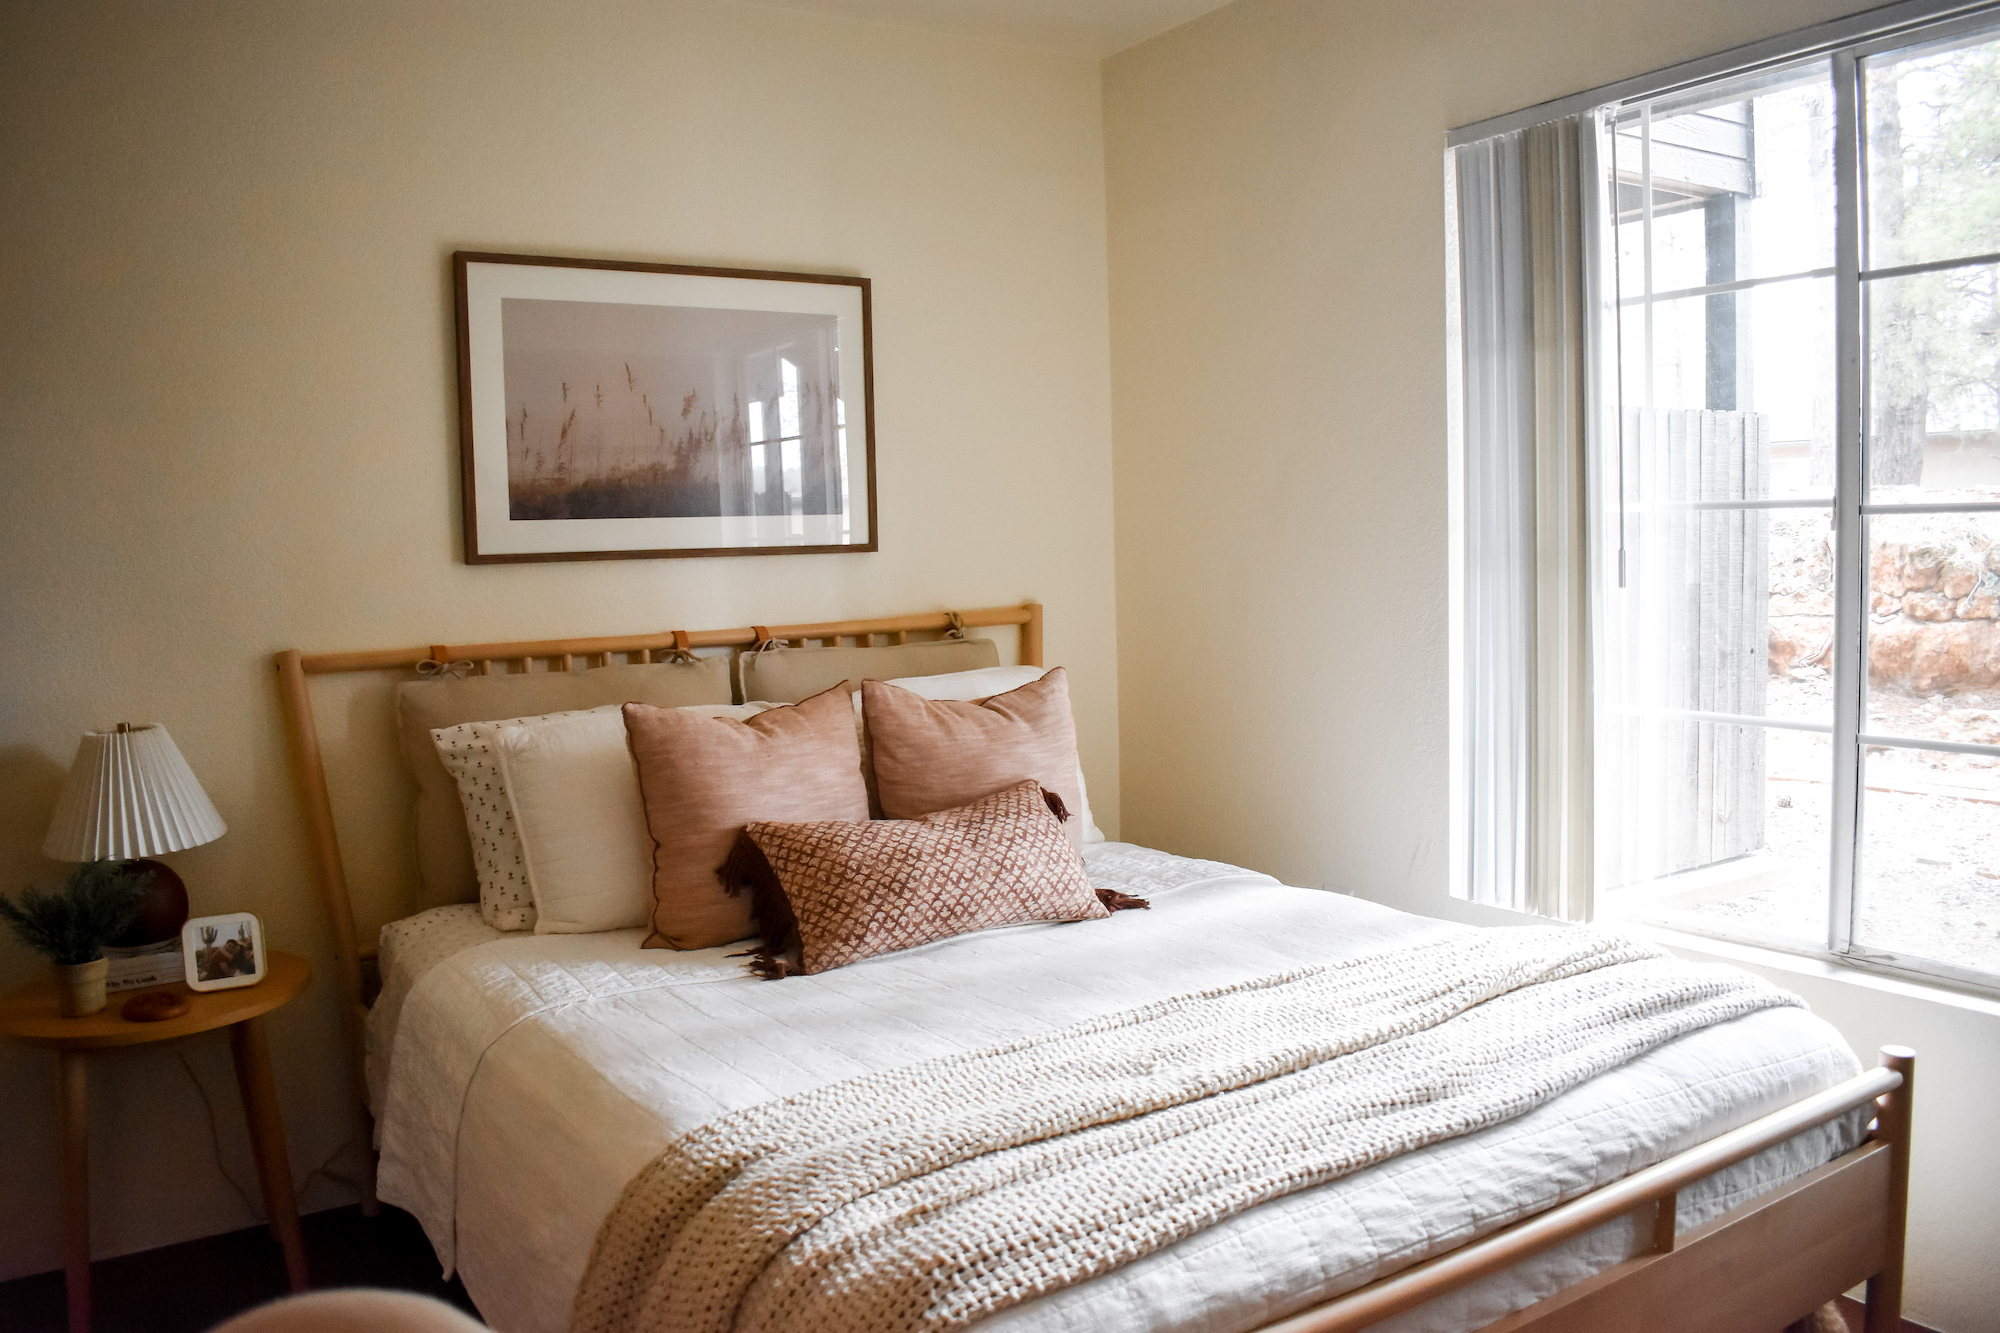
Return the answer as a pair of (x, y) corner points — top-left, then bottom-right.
(373, 845), (1864, 1333)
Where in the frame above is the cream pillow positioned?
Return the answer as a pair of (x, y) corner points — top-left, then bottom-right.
(878, 666), (1105, 843)
(491, 703), (770, 935)
(432, 705), (618, 932)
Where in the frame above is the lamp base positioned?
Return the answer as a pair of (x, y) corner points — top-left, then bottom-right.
(109, 858), (190, 949)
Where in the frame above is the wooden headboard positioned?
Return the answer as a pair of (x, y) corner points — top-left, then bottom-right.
(273, 602), (1042, 1097)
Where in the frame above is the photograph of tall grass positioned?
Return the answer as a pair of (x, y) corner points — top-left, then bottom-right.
(500, 297), (847, 522)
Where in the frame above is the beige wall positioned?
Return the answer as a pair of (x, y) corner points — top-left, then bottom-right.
(1103, 1), (1997, 1328)
(0, 0), (1116, 1278)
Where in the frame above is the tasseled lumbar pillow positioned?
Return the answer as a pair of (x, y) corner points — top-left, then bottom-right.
(721, 779), (1145, 979)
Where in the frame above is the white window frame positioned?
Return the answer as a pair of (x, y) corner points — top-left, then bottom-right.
(1449, 0), (2000, 998)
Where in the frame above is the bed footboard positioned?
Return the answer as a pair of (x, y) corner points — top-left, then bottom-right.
(1259, 1047), (1914, 1333)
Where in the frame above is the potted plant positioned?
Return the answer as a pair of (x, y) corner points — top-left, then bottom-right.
(0, 863), (147, 1017)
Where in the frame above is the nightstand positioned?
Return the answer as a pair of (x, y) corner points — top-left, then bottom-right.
(0, 950), (313, 1333)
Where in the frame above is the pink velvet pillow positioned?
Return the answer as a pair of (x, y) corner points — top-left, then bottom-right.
(624, 686), (869, 950)
(723, 780), (1144, 977)
(860, 667), (1086, 850)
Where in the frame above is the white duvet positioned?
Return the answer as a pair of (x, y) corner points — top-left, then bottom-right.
(372, 844), (1863, 1333)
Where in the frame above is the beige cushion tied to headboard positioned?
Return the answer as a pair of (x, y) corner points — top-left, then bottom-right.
(736, 637), (999, 703)
(395, 658), (733, 902)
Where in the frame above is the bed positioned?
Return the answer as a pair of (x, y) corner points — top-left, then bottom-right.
(274, 603), (1914, 1333)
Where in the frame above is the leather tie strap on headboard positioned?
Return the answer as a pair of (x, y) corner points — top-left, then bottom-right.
(415, 658), (475, 680)
(667, 630), (697, 665)
(944, 611), (967, 640)
(751, 627), (782, 653)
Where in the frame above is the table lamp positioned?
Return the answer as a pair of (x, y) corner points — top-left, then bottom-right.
(42, 723), (227, 948)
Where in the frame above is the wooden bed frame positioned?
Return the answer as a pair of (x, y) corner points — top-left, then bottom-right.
(273, 601), (1913, 1333)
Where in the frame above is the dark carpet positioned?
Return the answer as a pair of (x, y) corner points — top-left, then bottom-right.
(0, 1206), (480, 1333)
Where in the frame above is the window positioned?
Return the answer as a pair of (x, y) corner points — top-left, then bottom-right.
(1597, 63), (1844, 958)
(1450, 5), (2000, 993)
(731, 333), (845, 540)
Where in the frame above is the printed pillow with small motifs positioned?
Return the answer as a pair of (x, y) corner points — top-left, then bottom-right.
(432, 702), (769, 932)
(721, 779), (1146, 979)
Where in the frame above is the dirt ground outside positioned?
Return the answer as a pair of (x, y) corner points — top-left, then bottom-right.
(1654, 673), (2000, 976)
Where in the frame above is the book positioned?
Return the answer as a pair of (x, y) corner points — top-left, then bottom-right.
(105, 940), (186, 992)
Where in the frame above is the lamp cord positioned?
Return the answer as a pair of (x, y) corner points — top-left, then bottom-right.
(175, 1049), (364, 1223)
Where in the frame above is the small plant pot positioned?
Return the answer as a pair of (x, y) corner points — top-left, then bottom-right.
(55, 958), (109, 1018)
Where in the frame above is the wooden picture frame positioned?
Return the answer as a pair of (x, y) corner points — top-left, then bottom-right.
(453, 251), (877, 563)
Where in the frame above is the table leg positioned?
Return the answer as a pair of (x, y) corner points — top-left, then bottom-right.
(57, 1049), (90, 1333)
(229, 1017), (310, 1292)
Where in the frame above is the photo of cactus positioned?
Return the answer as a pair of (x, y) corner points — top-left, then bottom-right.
(194, 917), (257, 982)
(179, 911), (267, 992)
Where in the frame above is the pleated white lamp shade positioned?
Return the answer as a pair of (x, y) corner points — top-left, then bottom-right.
(42, 724), (227, 862)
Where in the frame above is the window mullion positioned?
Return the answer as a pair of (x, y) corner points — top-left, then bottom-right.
(1827, 48), (1867, 958)
(1640, 105), (1656, 422)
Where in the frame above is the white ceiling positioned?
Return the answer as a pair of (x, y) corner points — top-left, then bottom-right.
(748, 0), (1233, 58)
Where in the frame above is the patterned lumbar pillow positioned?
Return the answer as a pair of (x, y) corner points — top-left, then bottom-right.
(722, 779), (1147, 978)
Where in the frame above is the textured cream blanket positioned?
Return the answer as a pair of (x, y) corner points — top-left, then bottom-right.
(571, 927), (1799, 1333)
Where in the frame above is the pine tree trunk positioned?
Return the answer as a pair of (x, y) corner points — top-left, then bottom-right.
(1868, 72), (1932, 488)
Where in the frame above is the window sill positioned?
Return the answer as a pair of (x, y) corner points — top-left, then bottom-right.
(1629, 921), (2000, 1020)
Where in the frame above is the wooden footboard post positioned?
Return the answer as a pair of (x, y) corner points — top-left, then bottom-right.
(1863, 1046), (1916, 1333)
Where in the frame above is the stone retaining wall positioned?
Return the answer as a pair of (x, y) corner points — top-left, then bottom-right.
(1768, 514), (2000, 693)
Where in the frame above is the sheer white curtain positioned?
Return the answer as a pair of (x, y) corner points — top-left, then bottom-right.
(1447, 115), (1606, 919)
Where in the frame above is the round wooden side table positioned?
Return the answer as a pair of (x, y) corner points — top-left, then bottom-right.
(0, 950), (313, 1333)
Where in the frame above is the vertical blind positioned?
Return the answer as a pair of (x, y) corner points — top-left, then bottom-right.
(1448, 116), (1602, 919)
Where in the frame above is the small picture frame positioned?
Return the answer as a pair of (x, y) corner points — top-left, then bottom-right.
(182, 912), (267, 992)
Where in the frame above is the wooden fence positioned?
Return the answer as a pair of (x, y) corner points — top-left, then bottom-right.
(1631, 408), (1772, 874)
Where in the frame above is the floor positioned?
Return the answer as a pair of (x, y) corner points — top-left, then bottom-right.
(0, 1215), (1939, 1333)
(1832, 1298), (1944, 1333)
(0, 1206), (479, 1333)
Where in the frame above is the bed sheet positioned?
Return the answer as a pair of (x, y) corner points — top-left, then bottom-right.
(372, 844), (1864, 1333)
(366, 902), (516, 1116)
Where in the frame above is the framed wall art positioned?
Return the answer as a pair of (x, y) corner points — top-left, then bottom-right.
(453, 251), (876, 563)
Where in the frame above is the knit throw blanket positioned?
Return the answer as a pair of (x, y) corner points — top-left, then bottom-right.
(571, 927), (1799, 1333)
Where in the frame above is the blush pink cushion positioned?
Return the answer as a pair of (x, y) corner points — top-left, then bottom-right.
(861, 667), (1086, 850)
(730, 780), (1108, 977)
(624, 686), (869, 950)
